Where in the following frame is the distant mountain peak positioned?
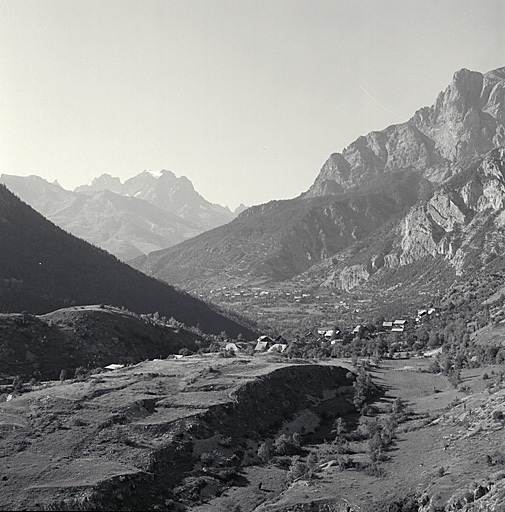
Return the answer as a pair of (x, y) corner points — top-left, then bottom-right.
(144, 169), (176, 179)
(79, 173), (123, 194)
(2, 167), (237, 261)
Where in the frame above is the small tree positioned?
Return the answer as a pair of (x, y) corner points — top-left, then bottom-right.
(392, 397), (404, 415)
(257, 440), (272, 462)
(306, 450), (319, 470)
(288, 456), (307, 481)
(12, 375), (23, 392)
(368, 433), (384, 463)
(332, 417), (346, 437)
(353, 368), (373, 412)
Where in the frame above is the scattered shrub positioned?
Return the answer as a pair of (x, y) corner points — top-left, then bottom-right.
(493, 410), (504, 421)
(288, 456), (307, 481)
(74, 366), (89, 381)
(273, 433), (302, 456)
(200, 451), (216, 465)
(219, 436), (233, 448)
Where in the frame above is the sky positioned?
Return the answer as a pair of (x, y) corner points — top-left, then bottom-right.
(0, 1), (504, 210)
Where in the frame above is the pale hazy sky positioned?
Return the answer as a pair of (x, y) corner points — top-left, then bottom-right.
(1, 0), (504, 209)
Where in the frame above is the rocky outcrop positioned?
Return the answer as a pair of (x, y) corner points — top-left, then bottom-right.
(301, 147), (505, 290)
(306, 67), (505, 198)
(338, 265), (370, 291)
(394, 148), (505, 272)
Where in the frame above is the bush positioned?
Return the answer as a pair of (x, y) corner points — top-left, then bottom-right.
(200, 451), (216, 465)
(336, 454), (353, 470)
(288, 456), (307, 481)
(257, 441), (272, 462)
(493, 410), (504, 421)
(74, 366), (89, 381)
(274, 434), (302, 456)
(219, 436), (233, 448)
(363, 461), (386, 477)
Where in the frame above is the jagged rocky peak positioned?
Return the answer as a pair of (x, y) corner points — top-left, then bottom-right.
(122, 169), (195, 197)
(141, 169), (180, 182)
(305, 66), (505, 198)
(234, 203), (248, 216)
(411, 67), (505, 160)
(76, 173), (123, 194)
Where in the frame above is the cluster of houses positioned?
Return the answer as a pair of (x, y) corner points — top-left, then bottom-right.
(224, 335), (288, 355)
(221, 307), (440, 355)
(315, 307), (439, 343)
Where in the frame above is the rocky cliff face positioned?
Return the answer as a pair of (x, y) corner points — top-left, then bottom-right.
(306, 67), (505, 198)
(302, 147), (505, 291)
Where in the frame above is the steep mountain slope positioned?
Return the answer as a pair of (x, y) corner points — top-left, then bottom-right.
(0, 171), (232, 261)
(306, 67), (505, 197)
(297, 147), (505, 292)
(48, 189), (200, 261)
(77, 169), (235, 231)
(133, 66), (505, 294)
(133, 171), (432, 289)
(0, 184), (255, 338)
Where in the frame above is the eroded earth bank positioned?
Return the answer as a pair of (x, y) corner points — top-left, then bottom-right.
(0, 357), (354, 511)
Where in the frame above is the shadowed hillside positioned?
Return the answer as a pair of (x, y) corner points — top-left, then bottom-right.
(0, 184), (255, 338)
(0, 305), (210, 381)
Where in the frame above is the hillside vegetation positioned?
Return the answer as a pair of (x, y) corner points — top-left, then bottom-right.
(0, 305), (225, 382)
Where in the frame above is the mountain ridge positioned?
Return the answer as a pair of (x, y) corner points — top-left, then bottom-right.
(131, 66), (505, 299)
(305, 67), (505, 198)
